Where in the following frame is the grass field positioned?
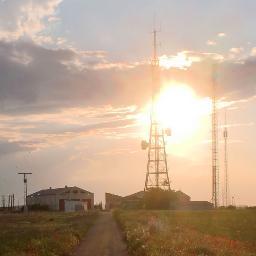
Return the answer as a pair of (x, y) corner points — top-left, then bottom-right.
(114, 209), (256, 256)
(0, 211), (98, 256)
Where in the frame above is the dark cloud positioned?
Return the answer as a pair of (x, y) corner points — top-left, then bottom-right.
(0, 140), (29, 157)
(0, 40), (151, 114)
(0, 41), (74, 107)
(218, 58), (256, 98)
(0, 40), (255, 117)
(161, 57), (256, 100)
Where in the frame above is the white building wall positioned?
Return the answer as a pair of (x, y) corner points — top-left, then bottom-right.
(27, 187), (94, 211)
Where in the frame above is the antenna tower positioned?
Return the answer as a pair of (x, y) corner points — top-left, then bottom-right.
(142, 30), (171, 191)
(18, 172), (32, 211)
(223, 109), (229, 206)
(211, 66), (219, 208)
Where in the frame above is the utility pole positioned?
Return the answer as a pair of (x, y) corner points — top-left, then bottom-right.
(18, 172), (32, 212)
(142, 29), (171, 191)
(1, 195), (5, 209)
(231, 196), (235, 206)
(211, 65), (219, 208)
(223, 109), (229, 206)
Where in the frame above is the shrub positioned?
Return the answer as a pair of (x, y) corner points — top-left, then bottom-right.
(28, 204), (49, 211)
(143, 188), (178, 210)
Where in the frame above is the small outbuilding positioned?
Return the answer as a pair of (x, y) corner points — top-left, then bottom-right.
(27, 186), (94, 211)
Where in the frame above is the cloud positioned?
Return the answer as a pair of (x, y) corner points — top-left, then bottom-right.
(0, 39), (255, 120)
(159, 51), (224, 70)
(207, 40), (217, 46)
(218, 58), (256, 98)
(218, 33), (226, 37)
(221, 122), (255, 129)
(0, 104), (138, 152)
(228, 47), (244, 61)
(0, 40), (153, 114)
(159, 51), (255, 100)
(0, 0), (62, 41)
(159, 52), (201, 70)
(0, 139), (31, 157)
(0, 36), (254, 202)
(229, 47), (244, 54)
(219, 95), (256, 110)
(250, 47), (256, 56)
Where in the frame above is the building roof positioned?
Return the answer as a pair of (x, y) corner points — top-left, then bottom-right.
(176, 190), (191, 200)
(105, 192), (123, 199)
(190, 201), (213, 205)
(107, 190), (191, 202)
(123, 191), (145, 201)
(28, 186), (93, 197)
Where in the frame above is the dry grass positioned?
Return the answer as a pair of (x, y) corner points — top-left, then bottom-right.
(0, 211), (98, 256)
(114, 209), (256, 256)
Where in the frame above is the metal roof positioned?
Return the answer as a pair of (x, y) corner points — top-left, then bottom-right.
(27, 186), (93, 197)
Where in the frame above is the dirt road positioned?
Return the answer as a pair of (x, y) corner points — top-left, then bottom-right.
(73, 212), (129, 256)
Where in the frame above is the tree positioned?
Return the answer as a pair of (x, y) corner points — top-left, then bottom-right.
(143, 188), (178, 210)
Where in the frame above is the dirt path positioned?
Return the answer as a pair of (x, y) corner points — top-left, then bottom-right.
(73, 212), (129, 256)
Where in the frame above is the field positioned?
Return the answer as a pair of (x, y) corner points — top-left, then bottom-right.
(114, 209), (256, 256)
(0, 211), (98, 256)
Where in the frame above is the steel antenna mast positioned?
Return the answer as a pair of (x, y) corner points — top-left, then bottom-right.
(142, 29), (171, 191)
(223, 109), (229, 206)
(211, 65), (219, 208)
(18, 172), (32, 211)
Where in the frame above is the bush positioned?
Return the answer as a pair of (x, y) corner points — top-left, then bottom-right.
(28, 204), (49, 211)
(143, 188), (178, 210)
(226, 205), (236, 210)
(94, 202), (103, 210)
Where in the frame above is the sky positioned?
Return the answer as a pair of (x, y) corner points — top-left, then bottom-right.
(0, 0), (255, 206)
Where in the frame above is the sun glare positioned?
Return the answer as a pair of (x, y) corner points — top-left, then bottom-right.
(137, 83), (212, 155)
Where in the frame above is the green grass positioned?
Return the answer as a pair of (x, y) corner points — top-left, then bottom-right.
(114, 209), (256, 256)
(0, 211), (98, 256)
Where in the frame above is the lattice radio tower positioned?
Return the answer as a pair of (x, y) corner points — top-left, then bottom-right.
(211, 66), (219, 208)
(142, 30), (171, 191)
(223, 109), (229, 206)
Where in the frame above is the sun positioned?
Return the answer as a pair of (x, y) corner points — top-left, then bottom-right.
(137, 82), (212, 154)
(154, 83), (211, 142)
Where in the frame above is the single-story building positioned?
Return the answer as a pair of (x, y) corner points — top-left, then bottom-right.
(27, 186), (94, 211)
(189, 201), (214, 210)
(122, 191), (145, 209)
(105, 190), (213, 210)
(105, 193), (123, 210)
